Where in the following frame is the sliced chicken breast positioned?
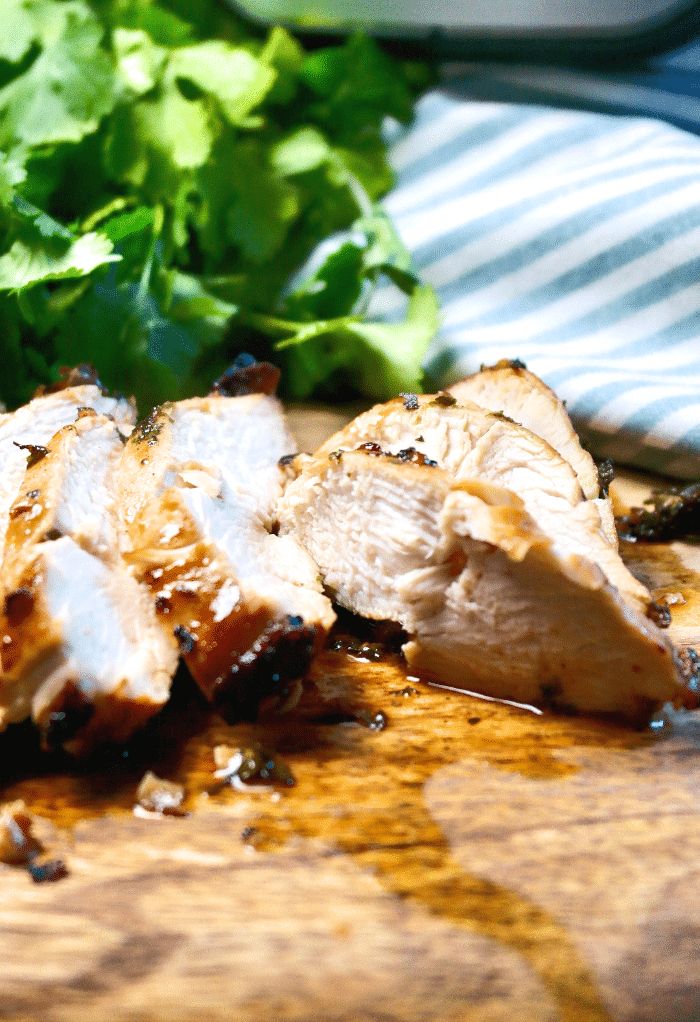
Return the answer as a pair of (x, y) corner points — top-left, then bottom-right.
(313, 394), (649, 615)
(118, 393), (335, 718)
(447, 360), (617, 547)
(279, 448), (686, 720)
(448, 360), (601, 499)
(0, 411), (178, 754)
(0, 383), (135, 569)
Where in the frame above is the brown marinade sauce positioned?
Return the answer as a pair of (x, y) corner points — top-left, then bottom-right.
(34, 363), (107, 397)
(210, 354), (281, 397)
(13, 443), (49, 468)
(210, 615), (321, 722)
(617, 482), (700, 541)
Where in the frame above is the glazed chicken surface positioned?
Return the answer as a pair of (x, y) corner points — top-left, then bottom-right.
(0, 371), (335, 751)
(0, 382), (135, 567)
(0, 409), (177, 754)
(117, 392), (335, 717)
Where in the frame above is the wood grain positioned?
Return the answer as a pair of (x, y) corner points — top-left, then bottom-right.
(1, 411), (699, 1022)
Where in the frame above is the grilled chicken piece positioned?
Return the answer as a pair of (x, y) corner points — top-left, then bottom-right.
(279, 448), (685, 720)
(118, 393), (335, 718)
(447, 360), (617, 546)
(448, 360), (601, 498)
(0, 384), (135, 569)
(313, 394), (649, 615)
(0, 411), (177, 754)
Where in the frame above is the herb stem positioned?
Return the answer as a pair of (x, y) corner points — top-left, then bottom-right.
(240, 309), (362, 347)
(239, 311), (308, 334)
(344, 171), (374, 218)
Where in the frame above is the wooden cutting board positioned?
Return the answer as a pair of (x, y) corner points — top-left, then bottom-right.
(1, 410), (700, 1022)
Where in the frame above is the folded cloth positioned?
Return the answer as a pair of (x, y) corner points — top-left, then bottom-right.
(381, 84), (700, 480)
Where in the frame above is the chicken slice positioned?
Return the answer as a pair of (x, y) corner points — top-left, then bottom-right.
(279, 448), (686, 720)
(447, 360), (617, 546)
(313, 394), (649, 615)
(448, 360), (601, 498)
(118, 393), (335, 718)
(0, 411), (178, 754)
(0, 383), (135, 569)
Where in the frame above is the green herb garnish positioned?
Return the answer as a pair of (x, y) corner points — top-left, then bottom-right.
(0, 0), (435, 410)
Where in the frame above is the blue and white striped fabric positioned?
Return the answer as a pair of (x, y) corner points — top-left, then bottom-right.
(381, 58), (700, 479)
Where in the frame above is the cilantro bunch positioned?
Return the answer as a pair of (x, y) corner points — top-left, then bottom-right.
(0, 0), (436, 411)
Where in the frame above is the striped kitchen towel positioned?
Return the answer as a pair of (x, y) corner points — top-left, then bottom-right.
(380, 78), (700, 480)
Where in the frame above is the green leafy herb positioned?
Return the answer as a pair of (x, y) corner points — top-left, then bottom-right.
(0, 0), (435, 410)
